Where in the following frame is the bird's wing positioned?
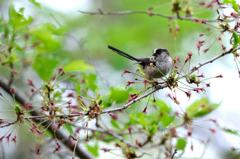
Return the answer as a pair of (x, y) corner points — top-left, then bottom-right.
(138, 57), (156, 66)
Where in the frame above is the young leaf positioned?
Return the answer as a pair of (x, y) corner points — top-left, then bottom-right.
(222, 0), (239, 13)
(153, 100), (175, 127)
(232, 31), (240, 48)
(176, 138), (187, 150)
(75, 73), (98, 93)
(111, 119), (120, 129)
(74, 81), (81, 95)
(220, 127), (240, 136)
(160, 113), (175, 128)
(9, 4), (33, 30)
(9, 49), (18, 63)
(63, 60), (95, 72)
(86, 143), (99, 157)
(186, 98), (221, 118)
(85, 74), (98, 92)
(30, 23), (62, 51)
(28, 0), (41, 8)
(130, 113), (147, 129)
(154, 100), (172, 112)
(3, 49), (19, 64)
(107, 87), (130, 105)
(136, 64), (148, 79)
(32, 55), (59, 81)
(130, 110), (173, 135)
(64, 123), (73, 134)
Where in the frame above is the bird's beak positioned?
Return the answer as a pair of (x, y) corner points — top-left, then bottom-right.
(152, 53), (157, 56)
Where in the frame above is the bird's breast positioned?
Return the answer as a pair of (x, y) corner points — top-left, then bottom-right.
(140, 57), (172, 79)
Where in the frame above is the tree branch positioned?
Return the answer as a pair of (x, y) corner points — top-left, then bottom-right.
(189, 47), (238, 75)
(101, 84), (166, 114)
(171, 149), (178, 159)
(78, 10), (225, 22)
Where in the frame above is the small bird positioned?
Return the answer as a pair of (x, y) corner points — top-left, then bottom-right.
(108, 45), (172, 80)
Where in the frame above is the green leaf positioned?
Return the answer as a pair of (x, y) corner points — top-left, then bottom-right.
(221, 127), (240, 136)
(108, 87), (130, 104)
(74, 81), (81, 95)
(222, 0), (239, 13)
(161, 113), (175, 128)
(44, 130), (52, 136)
(153, 100), (175, 127)
(9, 49), (18, 63)
(64, 123), (73, 134)
(2, 49), (19, 64)
(53, 91), (62, 100)
(86, 143), (99, 157)
(130, 111), (171, 135)
(14, 105), (21, 114)
(63, 60), (95, 72)
(130, 113), (147, 128)
(232, 31), (240, 48)
(176, 138), (187, 150)
(30, 23), (62, 51)
(128, 100), (175, 135)
(73, 73), (98, 93)
(85, 73), (98, 92)
(154, 100), (172, 112)
(9, 4), (33, 30)
(186, 98), (221, 118)
(32, 55), (59, 81)
(28, 0), (41, 8)
(111, 119), (120, 129)
(136, 64), (148, 79)
(148, 124), (158, 135)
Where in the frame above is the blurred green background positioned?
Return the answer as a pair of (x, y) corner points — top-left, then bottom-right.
(0, 0), (239, 159)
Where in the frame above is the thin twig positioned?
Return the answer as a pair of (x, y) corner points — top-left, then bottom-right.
(2, 46), (240, 124)
(0, 119), (18, 128)
(8, 62), (14, 86)
(0, 78), (94, 159)
(182, 46), (240, 81)
(171, 149), (178, 159)
(78, 10), (225, 22)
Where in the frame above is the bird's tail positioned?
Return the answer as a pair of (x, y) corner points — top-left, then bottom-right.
(108, 45), (139, 62)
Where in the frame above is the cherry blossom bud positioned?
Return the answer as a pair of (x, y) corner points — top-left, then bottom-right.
(209, 128), (216, 133)
(185, 91), (191, 99)
(125, 81), (135, 89)
(185, 56), (190, 63)
(203, 48), (209, 54)
(27, 79), (35, 87)
(199, 20), (206, 24)
(122, 69), (131, 77)
(69, 73), (75, 78)
(216, 74), (223, 78)
(142, 107), (147, 114)
(10, 88), (15, 94)
(58, 67), (63, 74)
(199, 33), (204, 37)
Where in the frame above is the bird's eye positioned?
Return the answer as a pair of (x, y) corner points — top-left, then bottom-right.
(156, 49), (162, 54)
(154, 49), (162, 54)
